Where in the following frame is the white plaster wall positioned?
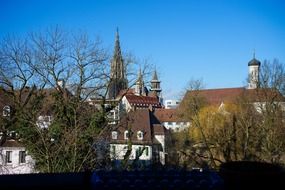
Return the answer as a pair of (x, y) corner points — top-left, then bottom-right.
(0, 147), (35, 174)
(248, 65), (259, 89)
(163, 122), (190, 131)
(154, 135), (165, 165)
(121, 96), (132, 112)
(110, 144), (152, 160)
(253, 101), (285, 113)
(164, 100), (180, 109)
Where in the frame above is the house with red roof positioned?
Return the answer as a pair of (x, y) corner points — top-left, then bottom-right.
(154, 109), (190, 132)
(109, 108), (167, 165)
(88, 30), (163, 124)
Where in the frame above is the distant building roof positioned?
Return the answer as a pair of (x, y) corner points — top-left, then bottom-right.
(116, 88), (135, 99)
(125, 94), (162, 108)
(0, 86), (75, 116)
(154, 109), (186, 122)
(248, 58), (261, 66)
(180, 87), (285, 107)
(1, 139), (24, 148)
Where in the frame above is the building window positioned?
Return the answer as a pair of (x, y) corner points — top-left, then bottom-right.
(137, 131), (143, 140)
(3, 106), (10, 117)
(37, 115), (52, 128)
(145, 147), (149, 156)
(110, 145), (116, 158)
(136, 147), (143, 158)
(5, 151), (12, 164)
(112, 145), (116, 154)
(124, 131), (130, 140)
(111, 131), (118, 140)
(19, 151), (26, 164)
(168, 122), (173, 125)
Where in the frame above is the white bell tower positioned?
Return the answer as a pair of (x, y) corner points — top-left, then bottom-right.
(247, 53), (261, 89)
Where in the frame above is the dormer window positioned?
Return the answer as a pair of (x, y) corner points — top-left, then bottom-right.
(124, 130), (130, 140)
(137, 131), (144, 140)
(112, 131), (118, 140)
(3, 106), (10, 117)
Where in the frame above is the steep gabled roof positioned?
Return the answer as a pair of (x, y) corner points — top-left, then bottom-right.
(116, 88), (135, 99)
(125, 94), (161, 108)
(110, 109), (165, 144)
(183, 87), (245, 106)
(0, 86), (75, 117)
(154, 109), (187, 122)
(180, 87), (285, 107)
(1, 139), (24, 148)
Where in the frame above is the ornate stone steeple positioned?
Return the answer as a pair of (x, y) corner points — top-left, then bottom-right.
(108, 28), (128, 99)
(135, 68), (145, 96)
(150, 69), (162, 97)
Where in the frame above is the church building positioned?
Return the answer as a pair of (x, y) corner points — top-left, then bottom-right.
(105, 29), (163, 124)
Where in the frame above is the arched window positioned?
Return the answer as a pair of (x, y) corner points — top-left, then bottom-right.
(137, 131), (144, 140)
(3, 106), (10, 117)
(111, 131), (118, 140)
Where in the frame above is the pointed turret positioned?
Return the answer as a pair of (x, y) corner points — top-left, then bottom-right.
(134, 68), (148, 96)
(108, 28), (128, 99)
(150, 69), (161, 97)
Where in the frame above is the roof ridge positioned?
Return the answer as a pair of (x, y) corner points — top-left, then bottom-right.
(189, 87), (245, 92)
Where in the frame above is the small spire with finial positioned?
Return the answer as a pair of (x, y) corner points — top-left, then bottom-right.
(152, 68), (158, 81)
(116, 27), (119, 40)
(253, 48), (255, 59)
(137, 67), (142, 82)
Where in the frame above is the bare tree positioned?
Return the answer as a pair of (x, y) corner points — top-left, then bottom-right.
(0, 27), (111, 172)
(0, 26), (157, 172)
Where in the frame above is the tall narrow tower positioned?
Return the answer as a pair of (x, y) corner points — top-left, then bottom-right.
(150, 69), (162, 97)
(134, 68), (144, 96)
(108, 28), (128, 99)
(247, 53), (261, 89)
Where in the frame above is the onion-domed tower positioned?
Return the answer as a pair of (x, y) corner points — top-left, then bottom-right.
(248, 53), (261, 89)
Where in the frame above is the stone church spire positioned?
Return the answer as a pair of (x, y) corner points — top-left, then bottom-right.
(135, 68), (145, 96)
(150, 69), (162, 97)
(108, 28), (128, 99)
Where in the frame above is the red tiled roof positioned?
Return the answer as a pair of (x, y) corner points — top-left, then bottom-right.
(244, 88), (285, 102)
(0, 86), (75, 117)
(181, 87), (285, 107)
(116, 88), (135, 99)
(1, 139), (24, 147)
(125, 94), (161, 108)
(110, 109), (165, 144)
(154, 109), (186, 122)
(187, 87), (245, 106)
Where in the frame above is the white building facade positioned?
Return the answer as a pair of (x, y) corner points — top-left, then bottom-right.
(109, 109), (167, 166)
(164, 100), (180, 109)
(0, 139), (35, 174)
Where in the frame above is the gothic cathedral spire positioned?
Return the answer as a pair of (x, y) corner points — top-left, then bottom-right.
(108, 28), (128, 99)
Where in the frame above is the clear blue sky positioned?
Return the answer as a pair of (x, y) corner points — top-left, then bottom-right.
(1, 0), (285, 99)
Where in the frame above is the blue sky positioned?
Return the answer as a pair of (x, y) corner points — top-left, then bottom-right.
(1, 0), (285, 99)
